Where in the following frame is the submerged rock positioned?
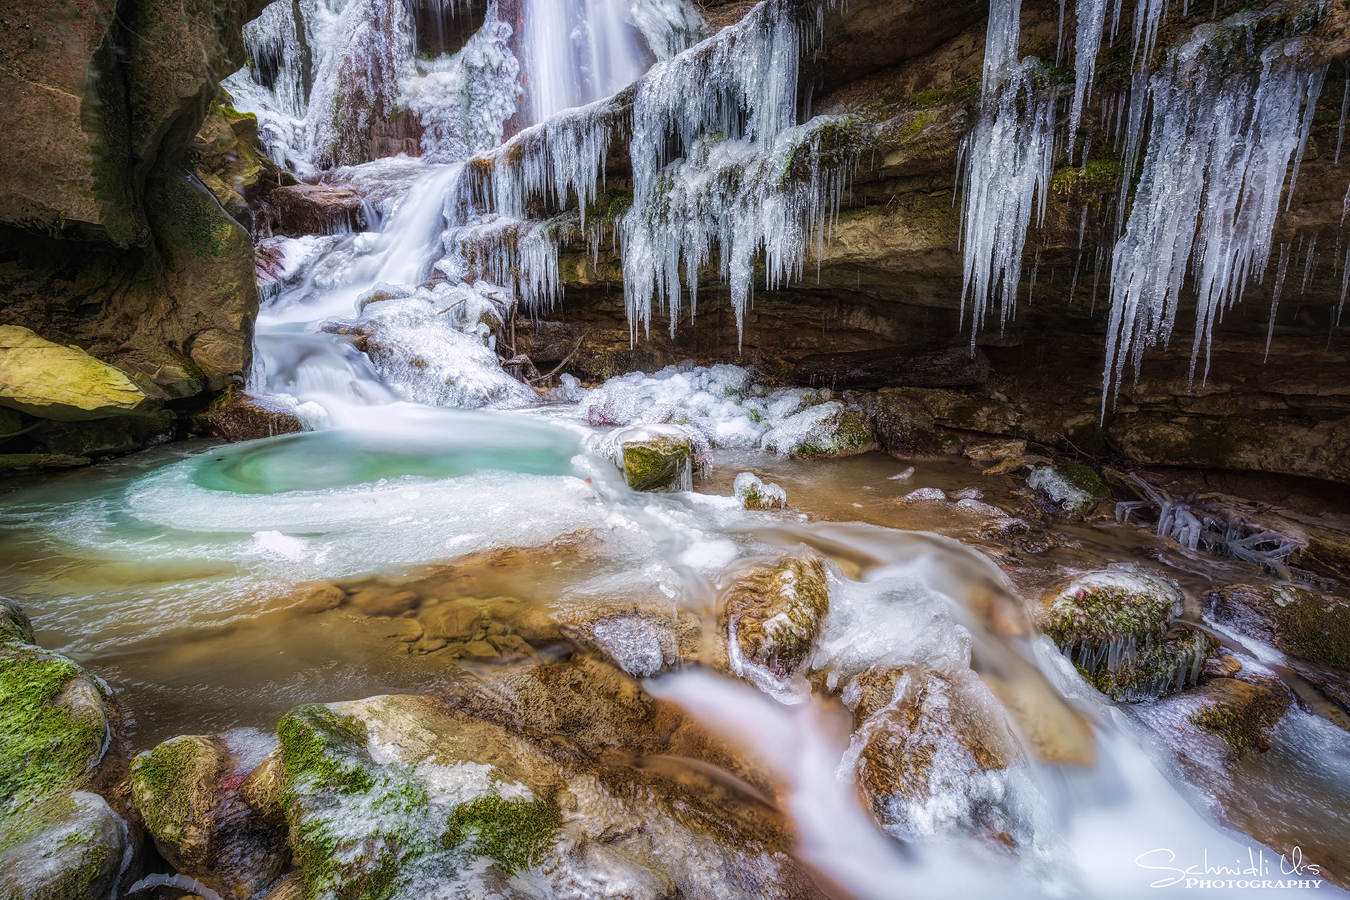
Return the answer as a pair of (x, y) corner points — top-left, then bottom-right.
(841, 666), (1032, 850)
(1041, 567), (1213, 701)
(723, 557), (830, 682)
(733, 472), (787, 510)
(1203, 583), (1350, 670)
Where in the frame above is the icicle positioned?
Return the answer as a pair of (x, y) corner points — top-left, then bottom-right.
(1102, 24), (1326, 408)
(1300, 235), (1317, 294)
(958, 0), (1056, 345)
(1340, 245), (1350, 327)
(1266, 242), (1291, 362)
(1070, 0), (1111, 138)
(1337, 62), (1350, 164)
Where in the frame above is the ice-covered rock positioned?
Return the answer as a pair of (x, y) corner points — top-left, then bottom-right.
(760, 402), (875, 458)
(1203, 583), (1350, 670)
(733, 472), (786, 510)
(723, 557), (830, 687)
(611, 424), (701, 492)
(1027, 466), (1097, 515)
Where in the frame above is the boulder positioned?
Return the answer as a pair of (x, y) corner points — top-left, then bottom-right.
(619, 427), (696, 492)
(273, 680), (821, 900)
(0, 326), (155, 421)
(1185, 677), (1292, 756)
(0, 598), (35, 646)
(0, 454), (93, 474)
(558, 609), (684, 677)
(35, 410), (177, 458)
(1026, 465), (1103, 515)
(1040, 567), (1214, 701)
(195, 389), (305, 442)
(130, 734), (289, 899)
(264, 184), (368, 237)
(1203, 584), (1350, 671)
(841, 666), (1030, 849)
(867, 388), (948, 457)
(0, 791), (131, 900)
(190, 100), (291, 228)
(723, 557), (830, 681)
(761, 401), (876, 458)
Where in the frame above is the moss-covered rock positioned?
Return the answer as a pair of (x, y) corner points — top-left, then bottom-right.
(723, 557), (830, 680)
(1187, 678), (1292, 755)
(1041, 567), (1213, 701)
(621, 434), (693, 492)
(0, 645), (110, 824)
(842, 666), (1026, 849)
(130, 735), (228, 873)
(761, 401), (876, 458)
(1026, 465), (1099, 515)
(733, 472), (787, 510)
(869, 389), (946, 457)
(1203, 584), (1350, 670)
(0, 326), (155, 421)
(0, 791), (130, 900)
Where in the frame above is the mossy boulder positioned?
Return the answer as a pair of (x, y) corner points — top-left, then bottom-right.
(1203, 584), (1350, 670)
(842, 666), (1026, 849)
(733, 472), (787, 510)
(0, 791), (131, 900)
(1187, 678), (1292, 755)
(621, 434), (693, 492)
(761, 401), (876, 458)
(1026, 465), (1099, 515)
(723, 557), (830, 680)
(130, 735), (229, 874)
(1042, 567), (1213, 700)
(0, 326), (155, 421)
(869, 389), (946, 457)
(0, 645), (110, 825)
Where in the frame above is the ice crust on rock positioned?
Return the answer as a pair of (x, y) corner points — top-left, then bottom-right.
(1027, 467), (1095, 513)
(734, 472), (787, 510)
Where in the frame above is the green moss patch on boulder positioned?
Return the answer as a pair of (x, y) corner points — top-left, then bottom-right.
(442, 795), (560, 875)
(868, 389), (946, 457)
(1203, 584), (1350, 670)
(723, 557), (830, 679)
(0, 791), (130, 900)
(762, 401), (876, 458)
(130, 735), (228, 872)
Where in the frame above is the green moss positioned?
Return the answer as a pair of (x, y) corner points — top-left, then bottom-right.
(0, 649), (104, 821)
(1190, 706), (1261, 754)
(1045, 584), (1175, 648)
(1064, 465), (1109, 499)
(1267, 589), (1350, 670)
(781, 117), (863, 186)
(277, 707), (374, 795)
(442, 795), (559, 875)
(793, 408), (874, 458)
(1082, 630), (1216, 701)
(1050, 157), (1123, 197)
(130, 737), (204, 841)
(622, 438), (691, 492)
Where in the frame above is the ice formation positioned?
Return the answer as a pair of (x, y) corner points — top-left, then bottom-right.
(1069, 0), (1111, 138)
(1103, 24), (1325, 406)
(734, 472), (787, 510)
(958, 0), (1056, 344)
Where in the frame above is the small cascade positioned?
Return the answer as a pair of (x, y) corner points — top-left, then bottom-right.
(1103, 23), (1325, 407)
(958, 0), (1057, 344)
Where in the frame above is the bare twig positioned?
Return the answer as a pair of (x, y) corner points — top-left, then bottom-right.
(435, 298), (468, 315)
(528, 330), (592, 384)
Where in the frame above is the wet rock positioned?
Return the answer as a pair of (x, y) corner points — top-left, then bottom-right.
(842, 666), (1031, 849)
(1185, 677), (1292, 755)
(733, 472), (786, 510)
(865, 387), (949, 457)
(1041, 567), (1214, 701)
(0, 598), (35, 645)
(351, 588), (420, 618)
(0, 791), (131, 900)
(417, 600), (485, 642)
(761, 402), (875, 458)
(274, 682), (818, 900)
(130, 735), (288, 899)
(1203, 583), (1350, 670)
(195, 388), (305, 443)
(723, 557), (830, 681)
(620, 429), (695, 492)
(190, 101), (291, 228)
(0, 453), (93, 473)
(0, 325), (156, 421)
(560, 610), (680, 677)
(261, 874), (304, 900)
(1026, 465), (1101, 515)
(289, 583), (346, 614)
(264, 184), (368, 237)
(35, 410), (177, 458)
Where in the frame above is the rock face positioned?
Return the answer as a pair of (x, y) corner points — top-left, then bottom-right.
(195, 389), (306, 442)
(1041, 567), (1214, 701)
(263, 184), (368, 236)
(1204, 584), (1350, 670)
(0, 0), (265, 459)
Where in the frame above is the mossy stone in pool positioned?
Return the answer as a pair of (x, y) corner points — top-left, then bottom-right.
(621, 436), (692, 492)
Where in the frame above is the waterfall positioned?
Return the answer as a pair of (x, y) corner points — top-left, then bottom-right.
(958, 0), (1056, 345)
(1102, 24), (1325, 408)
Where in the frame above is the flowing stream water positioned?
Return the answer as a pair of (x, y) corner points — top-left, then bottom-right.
(3, 1), (1349, 897)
